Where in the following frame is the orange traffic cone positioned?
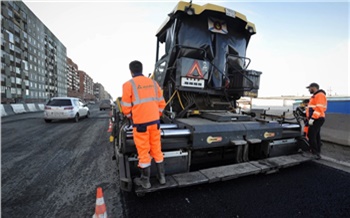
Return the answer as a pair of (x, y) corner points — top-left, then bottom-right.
(93, 187), (107, 218)
(107, 120), (112, 133)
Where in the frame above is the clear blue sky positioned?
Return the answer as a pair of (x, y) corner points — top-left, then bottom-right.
(23, 0), (349, 98)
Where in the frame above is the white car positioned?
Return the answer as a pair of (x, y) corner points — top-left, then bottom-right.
(44, 97), (90, 123)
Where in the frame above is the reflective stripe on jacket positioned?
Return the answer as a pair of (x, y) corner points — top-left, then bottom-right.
(306, 89), (327, 119)
(121, 75), (166, 124)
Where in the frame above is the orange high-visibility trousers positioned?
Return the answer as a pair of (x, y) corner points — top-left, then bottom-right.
(133, 123), (164, 168)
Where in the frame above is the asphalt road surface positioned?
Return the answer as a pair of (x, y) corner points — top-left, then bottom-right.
(1, 105), (123, 217)
(122, 162), (350, 218)
(2, 105), (350, 218)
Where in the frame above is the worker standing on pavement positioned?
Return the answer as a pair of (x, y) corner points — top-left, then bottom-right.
(306, 83), (327, 159)
(121, 60), (167, 189)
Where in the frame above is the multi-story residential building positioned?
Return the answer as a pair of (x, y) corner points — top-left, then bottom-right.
(94, 82), (107, 101)
(93, 82), (102, 101)
(66, 57), (80, 97)
(93, 82), (113, 102)
(78, 70), (94, 101)
(1, 1), (67, 103)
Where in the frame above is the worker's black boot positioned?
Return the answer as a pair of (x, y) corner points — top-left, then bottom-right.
(134, 166), (151, 189)
(156, 162), (166, 185)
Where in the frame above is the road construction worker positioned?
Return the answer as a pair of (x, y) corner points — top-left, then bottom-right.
(121, 60), (167, 189)
(306, 83), (327, 159)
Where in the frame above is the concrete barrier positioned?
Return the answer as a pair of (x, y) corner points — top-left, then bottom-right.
(26, 103), (37, 112)
(3, 104), (15, 116)
(321, 113), (350, 147)
(37, 104), (45, 111)
(35, 103), (41, 111)
(23, 103), (30, 112)
(1, 103), (44, 117)
(1, 104), (7, 117)
(11, 104), (26, 114)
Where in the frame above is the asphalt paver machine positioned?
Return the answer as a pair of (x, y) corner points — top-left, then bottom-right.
(111, 1), (313, 196)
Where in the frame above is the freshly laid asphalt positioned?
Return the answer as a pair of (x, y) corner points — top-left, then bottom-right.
(121, 161), (350, 218)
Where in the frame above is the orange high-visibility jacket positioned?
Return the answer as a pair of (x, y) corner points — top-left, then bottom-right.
(121, 75), (166, 124)
(306, 90), (327, 120)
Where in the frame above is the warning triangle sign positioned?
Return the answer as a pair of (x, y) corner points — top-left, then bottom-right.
(186, 60), (204, 78)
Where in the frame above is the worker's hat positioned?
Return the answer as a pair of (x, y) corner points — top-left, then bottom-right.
(306, 82), (319, 89)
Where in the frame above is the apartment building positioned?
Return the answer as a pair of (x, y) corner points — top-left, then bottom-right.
(93, 82), (112, 101)
(66, 57), (80, 97)
(78, 70), (94, 101)
(1, 1), (67, 103)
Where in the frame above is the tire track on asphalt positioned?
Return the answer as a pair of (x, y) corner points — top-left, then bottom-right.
(2, 119), (89, 216)
(42, 112), (123, 217)
(2, 111), (119, 217)
(2, 109), (124, 217)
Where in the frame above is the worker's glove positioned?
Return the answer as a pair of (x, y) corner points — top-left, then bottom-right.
(308, 118), (314, 126)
